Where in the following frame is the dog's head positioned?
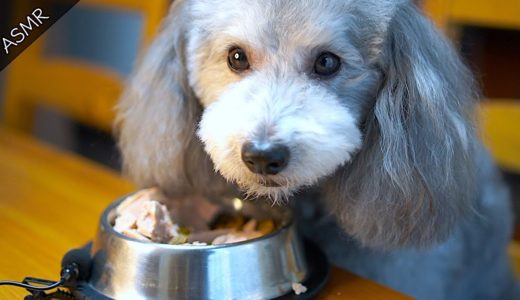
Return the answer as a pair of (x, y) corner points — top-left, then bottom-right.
(117, 0), (478, 248)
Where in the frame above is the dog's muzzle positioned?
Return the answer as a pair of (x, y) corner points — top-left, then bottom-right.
(241, 142), (290, 175)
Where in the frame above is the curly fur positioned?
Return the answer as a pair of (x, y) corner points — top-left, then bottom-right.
(324, 3), (478, 249)
(116, 1), (519, 299)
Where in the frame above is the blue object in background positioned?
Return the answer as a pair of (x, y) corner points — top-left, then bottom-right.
(44, 5), (143, 77)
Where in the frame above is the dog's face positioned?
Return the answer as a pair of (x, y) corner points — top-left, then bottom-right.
(118, 0), (478, 248)
(190, 0), (392, 200)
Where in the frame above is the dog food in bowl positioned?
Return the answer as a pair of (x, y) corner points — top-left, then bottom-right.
(112, 188), (276, 245)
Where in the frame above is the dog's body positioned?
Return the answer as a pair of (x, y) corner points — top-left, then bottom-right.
(295, 146), (518, 299)
(116, 0), (519, 299)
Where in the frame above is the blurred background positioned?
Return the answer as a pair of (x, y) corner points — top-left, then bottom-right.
(0, 0), (519, 239)
(0, 0), (168, 169)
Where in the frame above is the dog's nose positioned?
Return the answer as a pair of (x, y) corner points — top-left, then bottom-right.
(241, 142), (290, 175)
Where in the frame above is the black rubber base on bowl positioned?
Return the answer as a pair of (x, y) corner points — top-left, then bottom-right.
(71, 284), (111, 300)
(68, 240), (329, 300)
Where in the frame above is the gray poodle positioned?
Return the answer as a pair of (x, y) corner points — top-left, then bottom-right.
(116, 0), (520, 298)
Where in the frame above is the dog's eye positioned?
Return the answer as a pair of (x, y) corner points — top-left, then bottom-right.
(314, 52), (341, 77)
(228, 47), (250, 72)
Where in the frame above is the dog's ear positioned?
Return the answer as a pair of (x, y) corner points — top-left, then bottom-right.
(325, 3), (478, 249)
(115, 0), (230, 197)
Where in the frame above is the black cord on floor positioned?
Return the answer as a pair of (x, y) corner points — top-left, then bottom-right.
(0, 279), (62, 291)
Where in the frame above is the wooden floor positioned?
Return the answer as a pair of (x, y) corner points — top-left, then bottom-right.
(0, 127), (412, 300)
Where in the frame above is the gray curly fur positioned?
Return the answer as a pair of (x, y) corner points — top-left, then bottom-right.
(116, 1), (520, 299)
(324, 3), (478, 249)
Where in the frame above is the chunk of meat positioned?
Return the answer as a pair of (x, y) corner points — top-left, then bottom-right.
(113, 188), (178, 243)
(116, 188), (164, 215)
(136, 201), (179, 243)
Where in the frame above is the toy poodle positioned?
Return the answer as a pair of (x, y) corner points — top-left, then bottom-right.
(116, 0), (520, 298)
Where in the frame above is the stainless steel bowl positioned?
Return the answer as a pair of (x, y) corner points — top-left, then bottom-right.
(87, 196), (310, 300)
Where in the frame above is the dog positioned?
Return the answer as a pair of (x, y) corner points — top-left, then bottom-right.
(115, 0), (520, 299)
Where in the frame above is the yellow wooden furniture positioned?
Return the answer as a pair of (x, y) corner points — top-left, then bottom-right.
(480, 100), (520, 173)
(0, 127), (412, 300)
(2, 0), (169, 132)
(423, 0), (520, 30)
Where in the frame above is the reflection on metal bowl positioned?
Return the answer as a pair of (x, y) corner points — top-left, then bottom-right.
(87, 195), (314, 300)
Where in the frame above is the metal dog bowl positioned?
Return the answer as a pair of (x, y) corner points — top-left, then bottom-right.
(82, 195), (328, 300)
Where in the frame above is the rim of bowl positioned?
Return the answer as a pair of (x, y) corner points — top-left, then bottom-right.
(99, 194), (294, 250)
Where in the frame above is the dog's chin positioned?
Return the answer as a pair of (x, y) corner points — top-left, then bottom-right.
(237, 180), (298, 203)
(257, 178), (282, 187)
